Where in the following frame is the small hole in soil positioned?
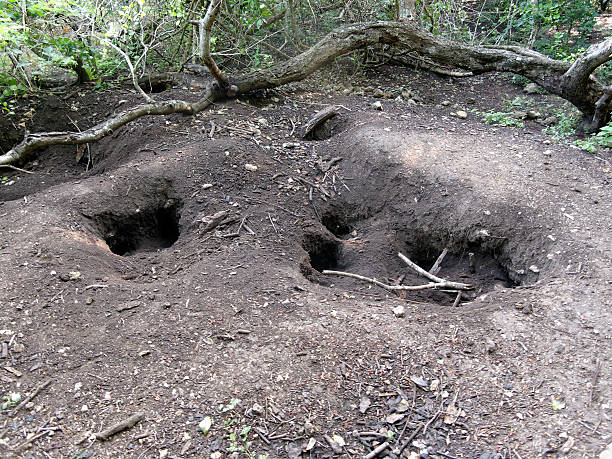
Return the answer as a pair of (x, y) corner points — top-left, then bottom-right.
(321, 210), (353, 238)
(95, 199), (182, 256)
(302, 233), (340, 272)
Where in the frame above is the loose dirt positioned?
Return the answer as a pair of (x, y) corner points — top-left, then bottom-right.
(0, 67), (610, 459)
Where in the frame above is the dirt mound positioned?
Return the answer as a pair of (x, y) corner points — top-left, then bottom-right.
(0, 74), (610, 458)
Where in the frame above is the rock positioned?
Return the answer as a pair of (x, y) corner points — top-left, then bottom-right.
(372, 101), (383, 111)
(12, 343), (24, 353)
(441, 100), (451, 106)
(485, 338), (497, 354)
(393, 306), (405, 318)
(373, 88), (384, 98)
(401, 90), (413, 99)
(210, 453), (222, 459)
(407, 99), (418, 106)
(600, 443), (612, 459)
(528, 265), (540, 273)
(251, 403), (264, 415)
(513, 111), (528, 120)
(359, 397), (371, 413)
(287, 442), (302, 459)
(456, 110), (468, 119)
(526, 110), (541, 120)
(524, 82), (539, 94)
(466, 97), (476, 104)
(257, 118), (268, 127)
(244, 164), (258, 172)
(542, 116), (558, 126)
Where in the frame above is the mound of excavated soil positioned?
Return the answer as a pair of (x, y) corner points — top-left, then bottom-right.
(0, 72), (610, 458)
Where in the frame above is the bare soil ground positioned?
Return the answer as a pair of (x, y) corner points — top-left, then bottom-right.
(0, 66), (610, 459)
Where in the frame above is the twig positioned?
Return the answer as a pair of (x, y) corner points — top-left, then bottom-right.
(268, 213), (279, 237)
(435, 451), (463, 459)
(10, 379), (52, 417)
(364, 441), (389, 459)
(84, 284), (109, 291)
(398, 252), (473, 290)
(95, 412), (144, 440)
(429, 248), (448, 275)
(16, 430), (51, 451)
(323, 269), (472, 291)
(422, 409), (441, 434)
(0, 164), (34, 174)
(589, 359), (601, 405)
(452, 291), (463, 307)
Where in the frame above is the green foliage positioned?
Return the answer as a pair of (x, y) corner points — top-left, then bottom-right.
(484, 0), (599, 60)
(594, 122), (612, 148)
(543, 109), (580, 140)
(479, 110), (525, 127)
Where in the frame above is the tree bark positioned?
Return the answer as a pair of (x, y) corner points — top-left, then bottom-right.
(1, 21), (610, 166)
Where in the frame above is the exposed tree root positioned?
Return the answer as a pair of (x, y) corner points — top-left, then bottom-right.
(2, 21), (610, 166)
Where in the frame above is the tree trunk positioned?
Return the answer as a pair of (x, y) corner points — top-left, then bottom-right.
(1, 21), (610, 166)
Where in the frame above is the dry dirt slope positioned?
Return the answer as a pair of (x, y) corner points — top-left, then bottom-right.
(0, 84), (610, 458)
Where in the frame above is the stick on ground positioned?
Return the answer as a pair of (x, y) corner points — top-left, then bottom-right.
(95, 412), (145, 441)
(10, 379), (52, 417)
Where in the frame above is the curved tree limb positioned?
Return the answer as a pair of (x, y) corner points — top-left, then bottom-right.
(0, 86), (218, 166)
(2, 21), (610, 166)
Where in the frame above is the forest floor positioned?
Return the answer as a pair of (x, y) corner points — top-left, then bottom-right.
(0, 65), (610, 459)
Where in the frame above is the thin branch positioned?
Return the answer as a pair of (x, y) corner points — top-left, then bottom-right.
(100, 38), (154, 103)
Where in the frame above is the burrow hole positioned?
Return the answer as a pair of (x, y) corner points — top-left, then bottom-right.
(94, 198), (182, 256)
(301, 232), (341, 278)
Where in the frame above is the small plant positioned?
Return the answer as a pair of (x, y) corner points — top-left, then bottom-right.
(480, 110), (525, 127)
(543, 110), (579, 140)
(1, 393), (21, 410)
(594, 122), (612, 148)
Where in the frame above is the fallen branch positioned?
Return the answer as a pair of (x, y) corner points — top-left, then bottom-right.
(398, 252), (472, 290)
(364, 441), (389, 459)
(95, 412), (144, 441)
(302, 105), (341, 139)
(10, 379), (52, 417)
(0, 88), (218, 166)
(0, 164), (34, 174)
(429, 248), (448, 275)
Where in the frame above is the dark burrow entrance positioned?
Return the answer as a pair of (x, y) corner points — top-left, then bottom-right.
(302, 211), (520, 305)
(93, 198), (182, 256)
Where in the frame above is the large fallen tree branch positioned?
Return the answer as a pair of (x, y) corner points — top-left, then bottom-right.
(323, 252), (473, 293)
(2, 20), (610, 166)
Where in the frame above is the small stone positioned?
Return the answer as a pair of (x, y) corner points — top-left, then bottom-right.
(244, 164), (258, 172)
(393, 306), (405, 318)
(524, 82), (539, 94)
(599, 443), (612, 459)
(542, 116), (558, 126)
(528, 265), (540, 273)
(210, 453), (222, 459)
(372, 101), (383, 111)
(359, 397), (371, 414)
(456, 110), (468, 119)
(466, 97), (476, 104)
(251, 403), (264, 415)
(485, 339), (497, 354)
(441, 100), (451, 106)
(526, 110), (541, 120)
(12, 343), (24, 353)
(373, 88), (384, 98)
(159, 449), (168, 459)
(257, 118), (268, 127)
(513, 111), (527, 120)
(402, 90), (413, 99)
(287, 442), (301, 459)
(202, 183), (213, 190)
